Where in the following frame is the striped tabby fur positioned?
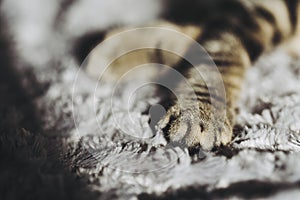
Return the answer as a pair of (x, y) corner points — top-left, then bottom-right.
(83, 0), (300, 150)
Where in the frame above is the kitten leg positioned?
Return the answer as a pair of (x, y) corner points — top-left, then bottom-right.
(158, 33), (250, 150)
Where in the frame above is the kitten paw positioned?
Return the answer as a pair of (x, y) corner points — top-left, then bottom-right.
(158, 103), (232, 150)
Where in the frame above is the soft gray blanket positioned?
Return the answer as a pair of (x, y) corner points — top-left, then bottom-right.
(1, 0), (300, 199)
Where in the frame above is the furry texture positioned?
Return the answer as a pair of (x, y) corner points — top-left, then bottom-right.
(1, 0), (300, 199)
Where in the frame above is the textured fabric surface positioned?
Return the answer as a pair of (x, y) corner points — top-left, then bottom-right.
(1, 1), (300, 199)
